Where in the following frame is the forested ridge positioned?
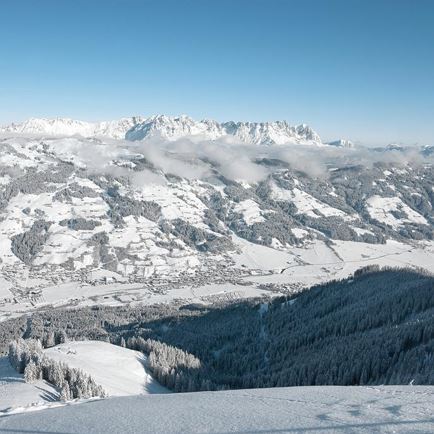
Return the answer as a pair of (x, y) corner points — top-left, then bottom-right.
(2, 267), (434, 391)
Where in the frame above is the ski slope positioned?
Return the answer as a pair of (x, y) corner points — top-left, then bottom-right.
(0, 341), (167, 416)
(44, 341), (168, 396)
(1, 386), (433, 433)
(0, 357), (61, 416)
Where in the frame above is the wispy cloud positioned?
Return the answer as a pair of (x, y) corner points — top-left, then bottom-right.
(40, 135), (433, 185)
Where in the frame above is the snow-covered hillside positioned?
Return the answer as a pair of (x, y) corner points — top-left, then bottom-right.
(0, 133), (433, 320)
(0, 357), (59, 416)
(0, 341), (166, 416)
(1, 386), (433, 433)
(45, 341), (167, 396)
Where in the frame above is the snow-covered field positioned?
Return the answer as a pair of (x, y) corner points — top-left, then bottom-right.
(0, 357), (60, 416)
(366, 195), (428, 229)
(1, 385), (433, 433)
(45, 341), (167, 396)
(235, 238), (434, 287)
(0, 341), (166, 416)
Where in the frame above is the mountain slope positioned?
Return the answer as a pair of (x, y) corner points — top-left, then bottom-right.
(0, 133), (433, 319)
(0, 341), (166, 416)
(107, 268), (434, 389)
(44, 341), (167, 396)
(3, 268), (433, 391)
(0, 356), (59, 415)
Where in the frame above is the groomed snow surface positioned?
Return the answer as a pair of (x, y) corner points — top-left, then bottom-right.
(1, 386), (433, 433)
(1, 342), (434, 432)
(0, 341), (167, 416)
(45, 341), (168, 396)
(0, 357), (59, 416)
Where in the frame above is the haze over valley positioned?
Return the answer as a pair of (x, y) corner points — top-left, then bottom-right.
(2, 0), (434, 432)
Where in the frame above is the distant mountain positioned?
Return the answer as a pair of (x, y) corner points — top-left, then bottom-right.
(327, 139), (354, 148)
(0, 117), (145, 140)
(1, 115), (326, 146)
(125, 115), (323, 146)
(422, 145), (434, 156)
(386, 143), (405, 151)
(373, 143), (426, 153)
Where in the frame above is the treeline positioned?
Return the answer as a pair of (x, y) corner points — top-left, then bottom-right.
(2, 267), (434, 392)
(8, 338), (106, 400)
(126, 337), (221, 392)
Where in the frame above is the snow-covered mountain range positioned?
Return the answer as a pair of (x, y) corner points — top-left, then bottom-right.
(0, 115), (328, 146)
(0, 122), (433, 320)
(0, 117), (145, 140)
(125, 115), (323, 145)
(0, 131), (433, 287)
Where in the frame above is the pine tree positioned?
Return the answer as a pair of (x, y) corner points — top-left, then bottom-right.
(8, 341), (19, 371)
(24, 361), (38, 383)
(55, 330), (68, 345)
(44, 332), (56, 348)
(60, 382), (71, 401)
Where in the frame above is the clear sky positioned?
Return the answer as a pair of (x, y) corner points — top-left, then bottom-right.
(1, 0), (433, 145)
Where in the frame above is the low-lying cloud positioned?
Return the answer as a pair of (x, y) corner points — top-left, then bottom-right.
(41, 135), (434, 186)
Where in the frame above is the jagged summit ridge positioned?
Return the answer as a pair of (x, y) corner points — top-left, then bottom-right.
(121, 115), (324, 145)
(1, 115), (325, 146)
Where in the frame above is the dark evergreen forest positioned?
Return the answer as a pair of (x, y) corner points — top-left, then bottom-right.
(2, 267), (434, 392)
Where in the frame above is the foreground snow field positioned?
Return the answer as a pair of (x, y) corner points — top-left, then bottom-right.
(1, 386), (433, 433)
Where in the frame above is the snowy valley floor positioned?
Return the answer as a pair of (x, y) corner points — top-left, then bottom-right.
(2, 239), (434, 323)
(1, 386), (433, 433)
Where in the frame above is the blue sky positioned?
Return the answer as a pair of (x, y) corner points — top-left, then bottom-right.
(0, 0), (433, 145)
